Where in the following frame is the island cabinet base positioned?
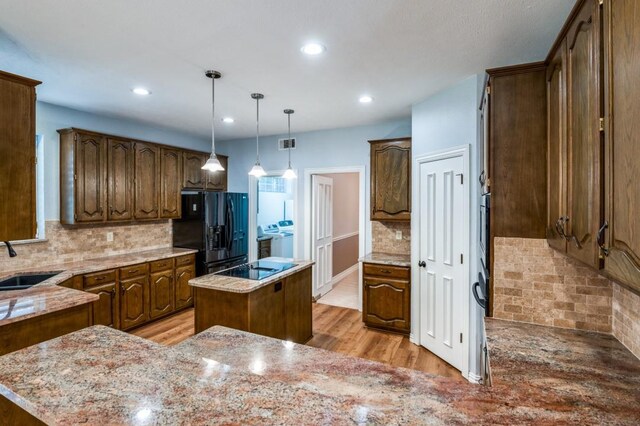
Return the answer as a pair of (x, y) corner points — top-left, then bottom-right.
(194, 266), (312, 344)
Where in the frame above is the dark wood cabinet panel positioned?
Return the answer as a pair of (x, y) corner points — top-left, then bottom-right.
(160, 148), (182, 219)
(369, 138), (411, 221)
(133, 142), (160, 220)
(0, 71), (40, 241)
(602, 0), (640, 293)
(175, 264), (195, 310)
(74, 132), (107, 223)
(150, 269), (175, 319)
(284, 267), (313, 343)
(257, 238), (272, 259)
(205, 155), (228, 191)
(87, 282), (117, 328)
(183, 151), (207, 189)
(248, 281), (286, 340)
(107, 138), (133, 221)
(565, 0), (603, 268)
(119, 276), (149, 330)
(362, 263), (410, 334)
(547, 43), (569, 253)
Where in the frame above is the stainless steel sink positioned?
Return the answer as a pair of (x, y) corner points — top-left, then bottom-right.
(0, 273), (60, 291)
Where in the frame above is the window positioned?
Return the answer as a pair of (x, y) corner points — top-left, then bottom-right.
(35, 134), (45, 239)
(258, 176), (286, 193)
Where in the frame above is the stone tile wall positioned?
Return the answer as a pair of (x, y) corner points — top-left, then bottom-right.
(613, 283), (640, 360)
(0, 220), (172, 272)
(371, 221), (411, 255)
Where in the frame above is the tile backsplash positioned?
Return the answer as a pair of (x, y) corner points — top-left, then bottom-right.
(613, 283), (640, 360)
(0, 220), (172, 272)
(371, 221), (410, 255)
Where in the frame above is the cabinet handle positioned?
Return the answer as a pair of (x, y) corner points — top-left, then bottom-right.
(111, 288), (116, 296)
(96, 276), (106, 281)
(121, 285), (126, 295)
(569, 234), (583, 249)
(418, 261), (426, 268)
(129, 269), (139, 274)
(555, 216), (570, 240)
(380, 269), (391, 274)
(597, 221), (609, 257)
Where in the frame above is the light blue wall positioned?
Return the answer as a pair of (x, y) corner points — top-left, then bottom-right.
(36, 102), (209, 220)
(217, 118), (411, 257)
(411, 75), (483, 379)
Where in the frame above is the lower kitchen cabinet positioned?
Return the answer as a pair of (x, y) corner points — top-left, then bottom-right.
(175, 264), (195, 310)
(119, 276), (149, 330)
(257, 238), (272, 259)
(150, 269), (175, 319)
(362, 263), (411, 334)
(86, 282), (118, 328)
(284, 266), (313, 343)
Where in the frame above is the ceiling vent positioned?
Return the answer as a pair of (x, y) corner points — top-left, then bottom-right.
(278, 138), (296, 151)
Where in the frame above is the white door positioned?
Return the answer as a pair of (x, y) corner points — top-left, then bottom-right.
(312, 175), (333, 296)
(418, 155), (465, 371)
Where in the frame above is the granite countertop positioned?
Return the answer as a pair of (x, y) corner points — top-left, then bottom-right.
(359, 252), (411, 267)
(0, 247), (197, 327)
(189, 257), (314, 293)
(0, 321), (639, 424)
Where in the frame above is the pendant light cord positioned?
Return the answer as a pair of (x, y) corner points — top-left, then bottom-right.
(211, 76), (216, 154)
(255, 97), (260, 163)
(287, 113), (292, 167)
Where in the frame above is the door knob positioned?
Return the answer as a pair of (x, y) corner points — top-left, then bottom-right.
(418, 260), (426, 268)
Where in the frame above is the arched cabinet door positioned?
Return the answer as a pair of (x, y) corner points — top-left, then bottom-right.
(107, 138), (133, 222)
(369, 138), (411, 221)
(133, 142), (160, 220)
(75, 132), (107, 223)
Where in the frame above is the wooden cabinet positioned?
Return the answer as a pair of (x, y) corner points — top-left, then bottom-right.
(175, 263), (195, 310)
(107, 138), (133, 221)
(601, 0), (640, 293)
(150, 268), (175, 319)
(205, 155), (228, 191)
(86, 282), (117, 328)
(284, 266), (313, 343)
(248, 281), (286, 340)
(74, 132), (108, 223)
(0, 71), (40, 241)
(369, 138), (411, 221)
(257, 238), (272, 259)
(362, 263), (410, 334)
(133, 142), (160, 220)
(183, 151), (207, 189)
(119, 275), (149, 330)
(160, 148), (182, 218)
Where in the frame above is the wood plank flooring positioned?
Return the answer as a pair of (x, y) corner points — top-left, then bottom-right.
(131, 303), (463, 381)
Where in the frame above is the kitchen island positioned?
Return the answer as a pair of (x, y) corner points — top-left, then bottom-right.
(189, 257), (313, 343)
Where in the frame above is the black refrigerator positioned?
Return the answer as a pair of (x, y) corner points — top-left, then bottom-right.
(173, 192), (249, 276)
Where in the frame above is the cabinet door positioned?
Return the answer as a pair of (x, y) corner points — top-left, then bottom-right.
(565, 0), (603, 268)
(602, 0), (640, 292)
(546, 43), (568, 253)
(183, 151), (207, 189)
(107, 138), (133, 221)
(363, 276), (410, 333)
(249, 281), (286, 340)
(175, 264), (195, 310)
(75, 132), (106, 222)
(150, 270), (175, 319)
(205, 155), (228, 191)
(284, 267), (312, 343)
(160, 148), (182, 218)
(370, 139), (411, 221)
(87, 282), (118, 328)
(120, 276), (149, 330)
(133, 142), (160, 220)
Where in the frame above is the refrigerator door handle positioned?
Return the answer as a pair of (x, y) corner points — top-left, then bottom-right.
(228, 196), (235, 253)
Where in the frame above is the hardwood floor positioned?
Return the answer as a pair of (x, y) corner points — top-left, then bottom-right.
(130, 303), (463, 381)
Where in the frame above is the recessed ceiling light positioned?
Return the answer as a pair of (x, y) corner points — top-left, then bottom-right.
(132, 87), (151, 95)
(301, 43), (326, 55)
(222, 117), (234, 123)
(359, 95), (373, 103)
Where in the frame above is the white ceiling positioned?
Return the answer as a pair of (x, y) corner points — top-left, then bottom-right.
(0, 0), (574, 140)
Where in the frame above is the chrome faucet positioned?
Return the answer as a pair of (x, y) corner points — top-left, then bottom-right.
(3, 241), (17, 257)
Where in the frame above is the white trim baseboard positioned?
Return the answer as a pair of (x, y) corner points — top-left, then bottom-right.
(332, 231), (359, 243)
(331, 263), (359, 285)
(467, 372), (483, 384)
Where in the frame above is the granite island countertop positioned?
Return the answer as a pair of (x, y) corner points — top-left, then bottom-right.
(189, 257), (314, 293)
(359, 252), (411, 267)
(0, 247), (197, 327)
(1, 319), (638, 425)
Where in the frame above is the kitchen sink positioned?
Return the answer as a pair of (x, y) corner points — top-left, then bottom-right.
(0, 273), (60, 291)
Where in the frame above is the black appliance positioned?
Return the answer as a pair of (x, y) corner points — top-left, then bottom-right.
(173, 192), (249, 276)
(215, 260), (296, 281)
(474, 193), (491, 315)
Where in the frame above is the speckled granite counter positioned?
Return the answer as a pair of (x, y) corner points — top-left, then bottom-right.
(0, 247), (196, 327)
(0, 321), (639, 424)
(360, 252), (411, 267)
(189, 258), (314, 293)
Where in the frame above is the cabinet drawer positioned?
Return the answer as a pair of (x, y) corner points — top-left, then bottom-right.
(363, 263), (410, 280)
(83, 270), (116, 288)
(150, 258), (174, 272)
(175, 254), (195, 267)
(119, 263), (149, 279)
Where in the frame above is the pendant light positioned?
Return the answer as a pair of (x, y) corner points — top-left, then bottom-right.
(201, 70), (225, 172)
(282, 109), (297, 179)
(248, 93), (267, 177)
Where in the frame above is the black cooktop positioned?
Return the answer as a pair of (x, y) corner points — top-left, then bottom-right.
(215, 260), (296, 280)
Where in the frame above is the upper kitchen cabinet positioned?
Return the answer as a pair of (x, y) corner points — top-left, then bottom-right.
(133, 142), (160, 220)
(0, 71), (41, 241)
(602, 0), (640, 293)
(106, 138), (134, 221)
(369, 138), (411, 222)
(59, 129), (108, 224)
(159, 147), (182, 218)
(183, 151), (207, 189)
(205, 154), (228, 191)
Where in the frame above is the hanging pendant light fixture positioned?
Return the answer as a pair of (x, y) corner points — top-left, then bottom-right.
(201, 70), (225, 172)
(282, 109), (297, 179)
(248, 93), (267, 177)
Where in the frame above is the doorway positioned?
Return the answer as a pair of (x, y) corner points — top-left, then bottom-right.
(413, 146), (470, 374)
(304, 167), (365, 311)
